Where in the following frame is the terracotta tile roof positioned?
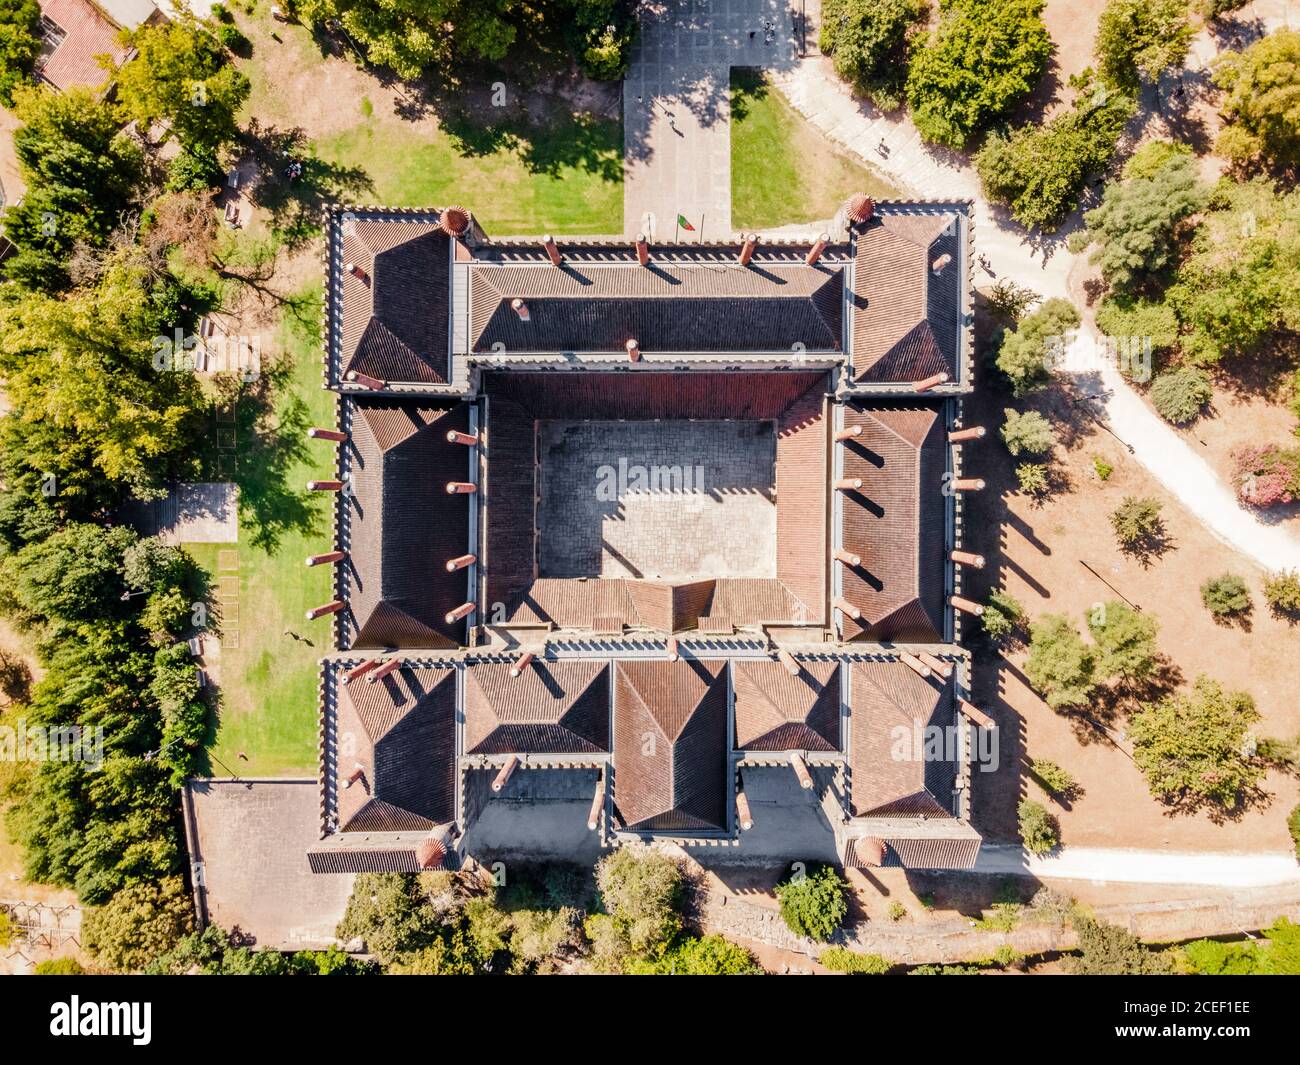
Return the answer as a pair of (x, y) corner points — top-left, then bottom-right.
(307, 848), (423, 874)
(733, 659), (841, 751)
(334, 665), (457, 832)
(850, 212), (962, 383)
(613, 659), (729, 832)
(464, 660), (610, 755)
(481, 372), (828, 632)
(843, 835), (979, 869)
(469, 261), (843, 354)
(335, 214), (451, 384)
(839, 403), (947, 642)
(342, 399), (474, 649)
(848, 660), (958, 818)
(36, 0), (134, 92)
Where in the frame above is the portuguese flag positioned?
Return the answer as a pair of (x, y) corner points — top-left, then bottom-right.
(677, 214), (696, 231)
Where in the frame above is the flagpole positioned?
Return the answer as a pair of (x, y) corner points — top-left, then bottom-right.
(675, 215), (680, 244)
(699, 213), (704, 243)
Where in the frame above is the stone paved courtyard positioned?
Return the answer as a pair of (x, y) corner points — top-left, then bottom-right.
(537, 419), (777, 580)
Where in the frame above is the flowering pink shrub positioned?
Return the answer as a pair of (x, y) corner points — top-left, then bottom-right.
(1232, 445), (1300, 507)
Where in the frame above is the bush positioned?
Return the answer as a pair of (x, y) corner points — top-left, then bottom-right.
(167, 144), (224, 192)
(626, 934), (763, 975)
(1201, 573), (1252, 617)
(1290, 804), (1300, 860)
(1015, 462), (1050, 498)
(1030, 758), (1078, 800)
(1149, 367), (1213, 425)
(82, 877), (195, 973)
(775, 863), (848, 942)
(210, 2), (232, 20)
(1068, 917), (1172, 974)
(982, 589), (1026, 641)
(1018, 799), (1060, 855)
(0, 0), (41, 109)
(1095, 0), (1192, 92)
(1087, 600), (1159, 683)
(1129, 676), (1264, 810)
(1000, 408), (1055, 456)
(1095, 294), (1180, 355)
(1212, 29), (1300, 171)
(818, 0), (926, 110)
(1025, 614), (1097, 710)
(906, 0), (1052, 149)
(593, 847), (683, 956)
(887, 900), (907, 922)
(820, 946), (892, 973)
(215, 22), (250, 54)
(33, 957), (86, 975)
(1093, 456), (1114, 480)
(985, 279), (1041, 324)
(1232, 444), (1300, 507)
(995, 298), (1081, 395)
(1110, 496), (1164, 548)
(1263, 570), (1300, 618)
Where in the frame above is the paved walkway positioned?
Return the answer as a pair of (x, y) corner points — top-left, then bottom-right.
(976, 844), (1300, 888)
(623, 0), (799, 239)
(771, 2), (1300, 572)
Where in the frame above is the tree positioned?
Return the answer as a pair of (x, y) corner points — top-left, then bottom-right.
(593, 847), (683, 956)
(1068, 916), (1172, 974)
(1015, 462), (1050, 498)
(1024, 614), (1097, 710)
(0, 523), (135, 626)
(1232, 444), (1300, 507)
(33, 957), (86, 975)
(1200, 573), (1252, 618)
(1212, 29), (1300, 171)
(1095, 0), (1192, 92)
(1149, 367), (1212, 425)
(985, 279), (1041, 324)
(566, 0), (638, 82)
(1129, 676), (1263, 810)
(335, 873), (443, 966)
(981, 589), (1026, 641)
(1086, 600), (1159, 682)
(818, 0), (926, 110)
(1000, 408), (1055, 456)
(975, 74), (1134, 231)
(1167, 178), (1300, 364)
(1029, 758), (1078, 799)
(1078, 142), (1203, 291)
(1110, 496), (1165, 551)
(776, 863), (848, 941)
(626, 934), (764, 975)
(0, 86), (143, 290)
(819, 947), (892, 973)
(1263, 570), (1300, 619)
(994, 298), (1080, 395)
(111, 17), (250, 154)
(0, 0), (39, 107)
(82, 876), (194, 972)
(905, 0), (1052, 149)
(1095, 294), (1179, 356)
(1018, 799), (1059, 855)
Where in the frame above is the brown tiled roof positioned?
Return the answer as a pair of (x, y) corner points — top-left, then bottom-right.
(336, 215), (450, 384)
(613, 659), (729, 832)
(307, 848), (423, 874)
(481, 372), (828, 631)
(334, 665), (457, 832)
(343, 400), (474, 649)
(843, 835), (979, 869)
(733, 659), (840, 751)
(36, 0), (133, 92)
(469, 262), (843, 354)
(839, 404), (947, 642)
(848, 660), (957, 818)
(850, 213), (961, 383)
(464, 660), (610, 755)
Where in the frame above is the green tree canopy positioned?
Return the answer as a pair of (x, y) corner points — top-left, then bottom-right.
(994, 297), (1080, 395)
(1212, 28), (1300, 171)
(775, 863), (848, 941)
(0, 0), (40, 106)
(818, 0), (926, 110)
(1000, 408), (1056, 456)
(1024, 614), (1097, 710)
(1095, 0), (1192, 92)
(82, 876), (194, 972)
(1086, 600), (1159, 682)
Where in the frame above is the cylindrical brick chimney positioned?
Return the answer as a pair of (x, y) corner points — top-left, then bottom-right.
(345, 262), (368, 282)
(305, 601), (344, 620)
(738, 234), (758, 267)
(666, 637), (680, 663)
(919, 651), (953, 678)
(834, 477), (863, 492)
(900, 652), (931, 678)
(308, 427), (347, 442)
(834, 597), (862, 621)
(948, 426), (986, 442)
(542, 234), (562, 267)
(914, 372), (950, 392)
(776, 649), (801, 676)
(343, 659), (380, 684)
(510, 652), (534, 678)
(586, 773), (605, 831)
(492, 755), (520, 793)
(367, 658), (402, 684)
(959, 698), (995, 728)
(626, 338), (641, 362)
(789, 752), (814, 790)
(636, 233), (649, 267)
(834, 425), (862, 442)
(949, 595), (984, 616)
(805, 232), (830, 266)
(345, 370), (385, 390)
(736, 789), (754, 831)
(950, 550), (985, 568)
(834, 547), (861, 567)
(951, 478), (985, 492)
(445, 602), (476, 624)
(931, 253), (953, 274)
(446, 481), (477, 494)
(445, 553), (476, 573)
(446, 429), (479, 446)
(307, 480), (344, 491)
(511, 298), (530, 321)
(306, 551), (346, 567)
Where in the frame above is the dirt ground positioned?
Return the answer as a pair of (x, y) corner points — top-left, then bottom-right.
(962, 328), (1300, 854)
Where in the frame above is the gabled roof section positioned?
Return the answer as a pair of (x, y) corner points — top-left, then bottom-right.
(469, 261), (843, 354)
(334, 665), (457, 832)
(343, 399), (473, 649)
(849, 661), (957, 818)
(464, 660), (610, 755)
(733, 659), (840, 751)
(850, 209), (964, 384)
(612, 659), (728, 833)
(839, 403), (948, 643)
(333, 211), (451, 385)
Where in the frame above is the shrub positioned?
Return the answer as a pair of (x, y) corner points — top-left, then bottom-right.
(1001, 408), (1056, 456)
(1149, 367), (1213, 425)
(1030, 758), (1078, 800)
(626, 934), (763, 975)
(818, 0), (927, 111)
(820, 946), (892, 974)
(995, 298), (1081, 395)
(1015, 462), (1050, 497)
(985, 279), (1041, 324)
(887, 900), (907, 922)
(1018, 799), (1060, 855)
(1087, 600), (1159, 682)
(1095, 0), (1192, 92)
(215, 22), (250, 53)
(1212, 29), (1300, 171)
(82, 876), (195, 973)
(1093, 456), (1114, 480)
(1068, 917), (1172, 974)
(1232, 444), (1300, 507)
(982, 589), (1026, 641)
(33, 957), (86, 975)
(1025, 614), (1097, 710)
(1129, 676), (1264, 810)
(776, 863), (848, 941)
(0, 0), (41, 109)
(593, 847), (683, 956)
(167, 144), (224, 192)
(1095, 294), (1180, 355)
(1263, 570), (1300, 618)
(1200, 573), (1252, 617)
(210, 2), (232, 20)
(1290, 804), (1300, 860)
(906, 0), (1052, 149)
(1110, 496), (1164, 548)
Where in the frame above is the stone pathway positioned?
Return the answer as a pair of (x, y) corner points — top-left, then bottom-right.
(622, 0), (799, 239)
(771, 3), (1300, 571)
(976, 843), (1300, 888)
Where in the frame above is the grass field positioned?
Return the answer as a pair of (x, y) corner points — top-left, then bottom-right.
(730, 68), (900, 230)
(188, 290), (334, 777)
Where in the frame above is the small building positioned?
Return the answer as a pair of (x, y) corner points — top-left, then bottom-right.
(33, 0), (164, 94)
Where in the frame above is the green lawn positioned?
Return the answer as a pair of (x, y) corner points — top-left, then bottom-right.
(187, 291), (334, 777)
(731, 68), (901, 230)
